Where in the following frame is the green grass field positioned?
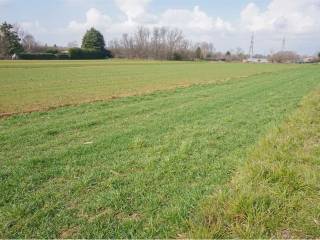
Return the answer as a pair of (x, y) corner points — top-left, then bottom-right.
(190, 89), (320, 238)
(0, 61), (319, 238)
(0, 60), (297, 115)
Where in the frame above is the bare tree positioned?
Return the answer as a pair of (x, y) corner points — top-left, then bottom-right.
(120, 33), (133, 58)
(108, 39), (123, 57)
(67, 41), (79, 48)
(134, 26), (150, 58)
(108, 26), (215, 61)
(269, 51), (300, 63)
(234, 47), (246, 61)
(166, 28), (183, 59)
(13, 23), (25, 41)
(22, 34), (38, 52)
(151, 27), (161, 59)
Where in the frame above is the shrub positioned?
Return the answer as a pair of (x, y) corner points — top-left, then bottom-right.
(17, 53), (57, 60)
(46, 49), (59, 54)
(173, 52), (183, 61)
(56, 53), (70, 60)
(69, 48), (109, 59)
(195, 47), (202, 59)
(105, 49), (113, 58)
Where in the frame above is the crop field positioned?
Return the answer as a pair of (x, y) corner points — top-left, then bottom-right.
(0, 61), (319, 238)
(0, 60), (297, 115)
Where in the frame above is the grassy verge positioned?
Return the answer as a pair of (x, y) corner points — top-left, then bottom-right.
(190, 89), (320, 238)
(1, 66), (319, 238)
(0, 60), (298, 114)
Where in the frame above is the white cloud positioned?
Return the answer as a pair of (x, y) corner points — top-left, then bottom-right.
(67, 4), (233, 41)
(48, 0), (319, 54)
(241, 0), (320, 34)
(68, 8), (112, 32)
(115, 0), (151, 22)
(159, 6), (233, 32)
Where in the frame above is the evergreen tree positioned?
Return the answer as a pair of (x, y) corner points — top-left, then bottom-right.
(81, 28), (105, 51)
(0, 22), (23, 58)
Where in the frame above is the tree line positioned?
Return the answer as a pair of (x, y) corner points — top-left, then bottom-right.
(0, 22), (111, 60)
(0, 21), (319, 62)
(108, 26), (215, 60)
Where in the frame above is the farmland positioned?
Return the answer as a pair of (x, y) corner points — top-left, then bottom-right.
(190, 88), (320, 238)
(0, 60), (297, 115)
(0, 61), (319, 238)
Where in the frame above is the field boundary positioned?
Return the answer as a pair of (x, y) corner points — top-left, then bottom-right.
(189, 88), (320, 238)
(0, 60), (196, 69)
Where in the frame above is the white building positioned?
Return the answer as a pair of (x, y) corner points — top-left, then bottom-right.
(243, 58), (270, 64)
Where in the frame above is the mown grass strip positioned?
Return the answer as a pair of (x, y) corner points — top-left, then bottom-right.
(190, 89), (320, 239)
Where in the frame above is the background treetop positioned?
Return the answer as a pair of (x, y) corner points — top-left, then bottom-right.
(81, 28), (106, 51)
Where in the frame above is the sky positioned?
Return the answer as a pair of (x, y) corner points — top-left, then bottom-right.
(0, 0), (319, 55)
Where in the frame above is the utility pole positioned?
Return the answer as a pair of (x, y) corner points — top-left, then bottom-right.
(249, 33), (254, 58)
(281, 37), (286, 52)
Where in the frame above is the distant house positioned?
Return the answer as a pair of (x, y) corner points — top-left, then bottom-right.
(243, 58), (269, 64)
(302, 57), (315, 63)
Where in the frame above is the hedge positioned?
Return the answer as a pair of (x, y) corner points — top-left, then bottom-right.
(56, 53), (70, 60)
(46, 49), (59, 54)
(17, 53), (58, 60)
(17, 49), (113, 60)
(69, 48), (110, 59)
